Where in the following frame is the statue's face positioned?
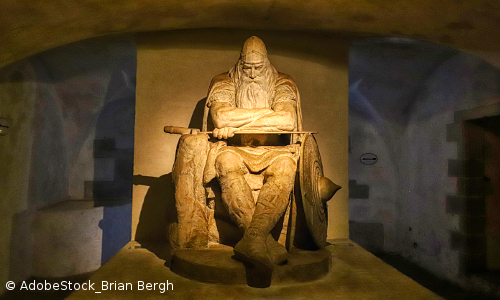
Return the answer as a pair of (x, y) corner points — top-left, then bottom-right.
(233, 38), (275, 108)
(241, 57), (266, 80)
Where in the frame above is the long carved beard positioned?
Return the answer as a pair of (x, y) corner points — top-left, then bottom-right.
(235, 77), (271, 108)
(231, 61), (277, 109)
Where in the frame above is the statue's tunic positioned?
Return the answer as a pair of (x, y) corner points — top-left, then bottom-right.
(203, 72), (300, 183)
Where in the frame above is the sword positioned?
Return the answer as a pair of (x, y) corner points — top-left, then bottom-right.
(163, 126), (317, 135)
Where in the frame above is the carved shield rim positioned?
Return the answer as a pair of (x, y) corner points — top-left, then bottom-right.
(298, 133), (328, 248)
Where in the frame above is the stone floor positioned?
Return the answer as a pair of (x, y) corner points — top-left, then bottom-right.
(62, 239), (441, 300)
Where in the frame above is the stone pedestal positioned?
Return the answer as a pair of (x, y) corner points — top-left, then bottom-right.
(66, 239), (442, 300)
(170, 245), (330, 287)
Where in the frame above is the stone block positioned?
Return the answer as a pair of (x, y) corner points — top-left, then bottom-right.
(114, 159), (134, 182)
(349, 180), (369, 199)
(94, 138), (116, 158)
(463, 123), (485, 160)
(457, 178), (485, 197)
(94, 157), (115, 181)
(460, 216), (486, 235)
(94, 142), (133, 160)
(446, 195), (486, 216)
(92, 180), (133, 200)
(33, 201), (103, 277)
(463, 234), (487, 255)
(447, 159), (484, 178)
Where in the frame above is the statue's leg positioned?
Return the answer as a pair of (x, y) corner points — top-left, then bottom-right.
(172, 133), (210, 248)
(215, 151), (254, 232)
(234, 156), (296, 269)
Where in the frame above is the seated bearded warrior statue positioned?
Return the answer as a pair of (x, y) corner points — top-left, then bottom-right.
(168, 36), (322, 271)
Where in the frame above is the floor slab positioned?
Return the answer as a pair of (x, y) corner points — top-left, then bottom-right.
(66, 239), (442, 299)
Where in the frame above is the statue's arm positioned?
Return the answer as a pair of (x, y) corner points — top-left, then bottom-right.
(239, 100), (296, 131)
(208, 73), (297, 138)
(210, 101), (296, 139)
(210, 102), (273, 129)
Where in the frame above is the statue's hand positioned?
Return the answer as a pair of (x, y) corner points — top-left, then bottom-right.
(213, 127), (237, 139)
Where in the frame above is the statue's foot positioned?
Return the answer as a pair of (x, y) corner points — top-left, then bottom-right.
(234, 235), (274, 270)
(267, 235), (288, 265)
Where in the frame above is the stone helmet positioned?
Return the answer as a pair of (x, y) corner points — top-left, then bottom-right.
(240, 36), (268, 63)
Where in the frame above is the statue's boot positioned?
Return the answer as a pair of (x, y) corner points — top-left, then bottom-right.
(234, 157), (296, 270)
(234, 234), (287, 267)
(266, 235), (288, 265)
(234, 232), (273, 270)
(233, 200), (287, 271)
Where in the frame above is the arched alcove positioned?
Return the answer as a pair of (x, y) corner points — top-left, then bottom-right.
(1, 1), (500, 69)
(2, 1), (500, 297)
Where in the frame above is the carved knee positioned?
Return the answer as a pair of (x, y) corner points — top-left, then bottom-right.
(215, 151), (246, 177)
(265, 157), (296, 179)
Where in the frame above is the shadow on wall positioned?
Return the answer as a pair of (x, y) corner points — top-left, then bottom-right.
(134, 174), (175, 243)
(134, 98), (206, 251)
(94, 59), (136, 265)
(99, 204), (132, 264)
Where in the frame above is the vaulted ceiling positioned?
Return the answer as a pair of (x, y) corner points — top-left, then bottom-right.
(1, 0), (500, 68)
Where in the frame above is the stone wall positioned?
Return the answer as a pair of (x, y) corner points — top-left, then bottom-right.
(348, 38), (500, 286)
(0, 35), (136, 294)
(0, 60), (38, 295)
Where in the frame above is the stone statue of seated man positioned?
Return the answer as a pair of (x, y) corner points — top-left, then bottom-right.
(170, 36), (304, 271)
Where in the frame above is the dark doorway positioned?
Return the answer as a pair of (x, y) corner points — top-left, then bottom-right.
(468, 116), (500, 273)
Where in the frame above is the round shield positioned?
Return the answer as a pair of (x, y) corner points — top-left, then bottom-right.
(299, 134), (339, 248)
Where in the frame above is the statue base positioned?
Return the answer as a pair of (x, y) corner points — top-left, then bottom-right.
(65, 240), (442, 299)
(170, 245), (330, 288)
